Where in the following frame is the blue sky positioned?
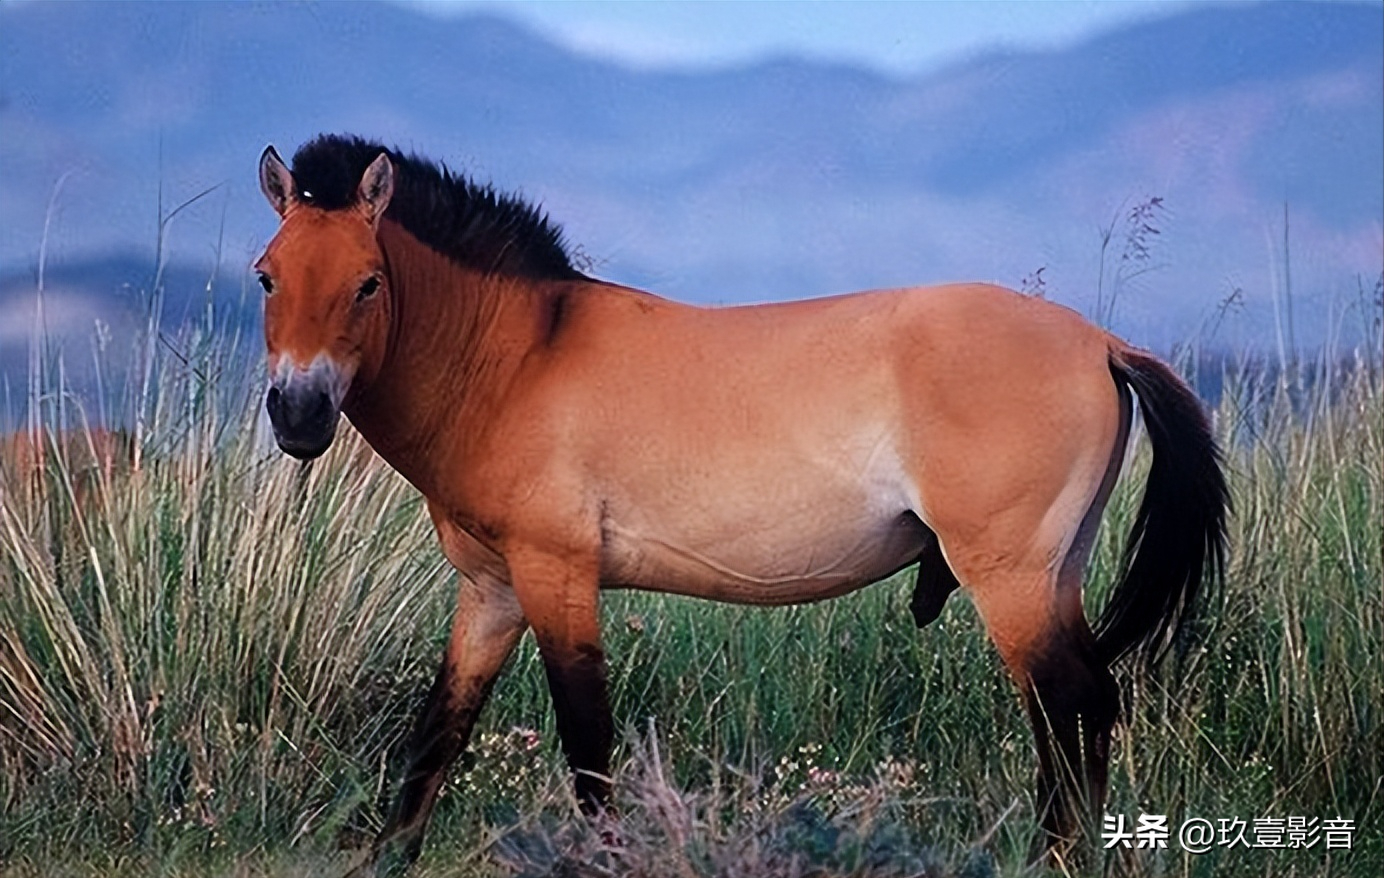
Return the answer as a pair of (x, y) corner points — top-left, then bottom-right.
(401, 0), (1187, 75)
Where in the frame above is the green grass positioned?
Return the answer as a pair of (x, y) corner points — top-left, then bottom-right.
(1, 321), (1379, 877)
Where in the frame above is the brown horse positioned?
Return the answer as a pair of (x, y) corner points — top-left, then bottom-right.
(0, 426), (134, 512)
(255, 135), (1227, 876)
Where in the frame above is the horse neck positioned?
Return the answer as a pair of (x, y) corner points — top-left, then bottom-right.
(345, 222), (550, 484)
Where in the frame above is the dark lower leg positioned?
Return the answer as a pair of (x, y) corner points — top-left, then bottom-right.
(369, 668), (498, 872)
(505, 547), (613, 815)
(1024, 638), (1118, 855)
(364, 580), (525, 877)
(541, 642), (614, 811)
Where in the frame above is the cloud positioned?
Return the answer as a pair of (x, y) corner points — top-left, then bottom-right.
(0, 289), (110, 347)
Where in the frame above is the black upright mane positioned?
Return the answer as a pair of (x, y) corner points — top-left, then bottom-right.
(290, 134), (581, 281)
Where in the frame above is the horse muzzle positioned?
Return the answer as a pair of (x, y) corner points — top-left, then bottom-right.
(266, 363), (345, 460)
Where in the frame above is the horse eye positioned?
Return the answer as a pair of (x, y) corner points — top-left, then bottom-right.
(257, 272), (275, 296)
(356, 276), (381, 302)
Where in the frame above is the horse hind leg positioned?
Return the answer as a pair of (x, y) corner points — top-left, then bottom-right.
(1021, 611), (1119, 856)
(1029, 382), (1131, 847)
(959, 558), (1118, 860)
(1038, 451), (1129, 847)
(952, 443), (1126, 859)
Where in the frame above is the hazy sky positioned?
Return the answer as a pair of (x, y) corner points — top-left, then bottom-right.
(401, 0), (1188, 75)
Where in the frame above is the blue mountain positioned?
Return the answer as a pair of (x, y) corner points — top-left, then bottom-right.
(0, 0), (1379, 369)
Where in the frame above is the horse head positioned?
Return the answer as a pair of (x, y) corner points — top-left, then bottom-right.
(255, 145), (394, 459)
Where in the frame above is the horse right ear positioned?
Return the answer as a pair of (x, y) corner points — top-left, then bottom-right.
(259, 146), (295, 217)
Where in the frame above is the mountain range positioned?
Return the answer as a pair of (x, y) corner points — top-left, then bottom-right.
(1, 0), (1380, 377)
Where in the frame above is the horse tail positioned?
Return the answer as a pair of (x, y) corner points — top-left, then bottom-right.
(1095, 344), (1229, 667)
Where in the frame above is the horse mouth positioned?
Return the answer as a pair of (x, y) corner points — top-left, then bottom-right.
(267, 384), (339, 460)
(274, 432), (335, 460)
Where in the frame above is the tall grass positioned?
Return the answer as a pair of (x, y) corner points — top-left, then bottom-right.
(0, 311), (1379, 877)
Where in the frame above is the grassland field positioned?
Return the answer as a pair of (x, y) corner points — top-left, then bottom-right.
(0, 307), (1379, 878)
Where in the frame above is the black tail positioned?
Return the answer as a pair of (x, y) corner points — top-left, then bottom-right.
(1095, 348), (1229, 667)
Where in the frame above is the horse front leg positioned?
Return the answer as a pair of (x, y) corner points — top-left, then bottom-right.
(506, 545), (614, 811)
(354, 572), (527, 878)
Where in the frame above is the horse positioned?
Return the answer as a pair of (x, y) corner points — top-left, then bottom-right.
(254, 135), (1228, 876)
(1, 426), (136, 594)
(0, 425), (134, 522)
(0, 426), (134, 498)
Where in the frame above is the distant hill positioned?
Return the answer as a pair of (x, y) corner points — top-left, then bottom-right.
(0, 0), (1379, 371)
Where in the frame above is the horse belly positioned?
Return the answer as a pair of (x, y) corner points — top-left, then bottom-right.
(599, 474), (929, 605)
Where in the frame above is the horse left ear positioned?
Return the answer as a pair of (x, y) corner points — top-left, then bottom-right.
(357, 152), (394, 227)
(259, 145), (296, 217)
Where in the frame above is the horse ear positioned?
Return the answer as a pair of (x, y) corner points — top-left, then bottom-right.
(259, 146), (295, 217)
(357, 152), (394, 227)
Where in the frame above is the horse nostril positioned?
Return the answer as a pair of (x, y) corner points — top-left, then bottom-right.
(266, 386), (283, 420)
